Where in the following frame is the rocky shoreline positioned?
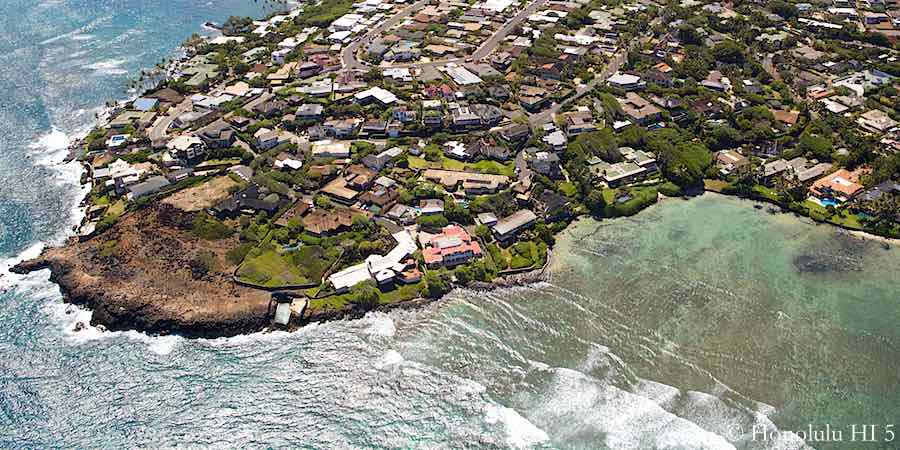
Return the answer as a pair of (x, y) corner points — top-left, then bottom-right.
(11, 204), (554, 338)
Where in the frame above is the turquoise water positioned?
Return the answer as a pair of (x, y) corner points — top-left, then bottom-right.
(2, 2), (900, 448)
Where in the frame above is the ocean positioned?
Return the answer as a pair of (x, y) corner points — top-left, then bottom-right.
(2, 1), (900, 449)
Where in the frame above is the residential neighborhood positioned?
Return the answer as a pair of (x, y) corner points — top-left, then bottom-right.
(73, 0), (900, 313)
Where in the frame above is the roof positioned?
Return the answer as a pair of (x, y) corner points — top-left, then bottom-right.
(422, 225), (482, 265)
(493, 210), (537, 237)
(128, 176), (171, 198)
(354, 86), (398, 105)
(608, 72), (641, 85)
(811, 169), (864, 199)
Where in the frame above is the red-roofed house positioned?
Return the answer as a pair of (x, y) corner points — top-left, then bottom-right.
(809, 168), (866, 203)
(422, 225), (482, 268)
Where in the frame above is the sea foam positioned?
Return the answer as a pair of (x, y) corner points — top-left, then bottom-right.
(484, 404), (550, 449)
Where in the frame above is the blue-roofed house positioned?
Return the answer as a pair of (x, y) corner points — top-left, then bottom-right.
(133, 97), (159, 112)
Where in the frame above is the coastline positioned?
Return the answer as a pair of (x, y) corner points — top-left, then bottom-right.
(7, 1), (896, 340)
(11, 183), (895, 339)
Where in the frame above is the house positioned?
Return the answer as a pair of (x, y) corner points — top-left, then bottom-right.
(529, 151), (562, 179)
(253, 99), (287, 119)
(323, 118), (359, 138)
(328, 230), (417, 291)
(857, 110), (898, 134)
(297, 61), (322, 78)
(518, 85), (550, 112)
(109, 111), (156, 130)
(810, 168), (865, 203)
(354, 86), (398, 106)
(362, 146), (402, 171)
(127, 176), (171, 200)
(538, 191), (572, 222)
(791, 158), (833, 183)
(700, 70), (729, 91)
(213, 184), (286, 218)
(470, 139), (511, 161)
(392, 106), (417, 123)
(542, 130), (567, 152)
(618, 93), (662, 125)
(386, 203), (419, 225)
(146, 88), (184, 106)
(715, 149), (749, 175)
(771, 109), (801, 127)
(197, 119), (236, 149)
(311, 140), (352, 158)
(254, 128), (281, 150)
(593, 160), (648, 187)
(419, 198), (445, 216)
(499, 124), (531, 143)
(476, 212), (498, 227)
(274, 152), (303, 170)
(303, 207), (359, 236)
(450, 105), (482, 128)
(167, 135), (206, 162)
(360, 120), (387, 136)
(422, 169), (509, 195)
(358, 176), (400, 210)
(173, 108), (213, 129)
(321, 177), (361, 205)
(422, 225), (483, 268)
(564, 110), (597, 136)
(607, 72), (644, 91)
(492, 209), (537, 243)
(229, 165), (254, 182)
(297, 103), (324, 121)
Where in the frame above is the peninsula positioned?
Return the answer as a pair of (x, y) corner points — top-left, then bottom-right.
(14, 0), (900, 337)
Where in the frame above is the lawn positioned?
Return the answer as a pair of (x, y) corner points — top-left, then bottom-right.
(307, 281), (423, 312)
(558, 181), (578, 197)
(751, 184), (780, 202)
(703, 179), (731, 192)
(488, 240), (547, 271)
(803, 200), (864, 230)
(605, 186), (658, 217)
(236, 244), (333, 288)
(408, 156), (515, 177)
(106, 199), (126, 218)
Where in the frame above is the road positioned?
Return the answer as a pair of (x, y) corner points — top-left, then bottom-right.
(341, 0), (430, 71)
(527, 49), (627, 126)
(527, 19), (660, 126)
(149, 98), (192, 147)
(341, 0), (550, 70)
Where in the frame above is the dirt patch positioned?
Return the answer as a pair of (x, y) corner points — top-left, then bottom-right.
(162, 176), (238, 212)
(14, 204), (271, 337)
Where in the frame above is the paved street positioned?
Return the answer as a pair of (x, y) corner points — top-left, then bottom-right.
(149, 98), (192, 147)
(341, 0), (549, 70)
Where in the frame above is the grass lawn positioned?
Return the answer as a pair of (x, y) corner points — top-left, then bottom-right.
(489, 240), (546, 271)
(408, 156), (515, 177)
(236, 244), (332, 287)
(605, 186), (658, 217)
(307, 281), (423, 312)
(558, 181), (578, 197)
(751, 184), (780, 202)
(804, 200), (864, 230)
(703, 179), (730, 192)
(107, 200), (126, 218)
(197, 158), (242, 167)
(602, 188), (616, 204)
(378, 282), (422, 304)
